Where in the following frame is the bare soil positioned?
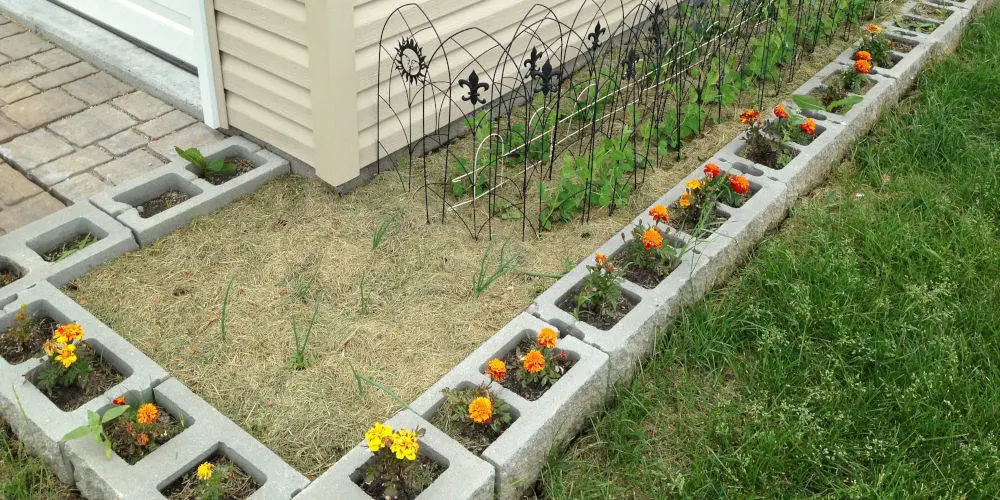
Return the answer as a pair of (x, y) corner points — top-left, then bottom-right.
(138, 191), (192, 218)
(0, 266), (20, 288)
(201, 156), (257, 186)
(33, 342), (124, 411)
(163, 455), (258, 499)
(41, 234), (96, 263)
(0, 315), (57, 365)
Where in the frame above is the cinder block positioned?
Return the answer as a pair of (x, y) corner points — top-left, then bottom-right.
(0, 282), (167, 484)
(0, 203), (137, 292)
(897, 1), (971, 52)
(298, 411), (494, 500)
(89, 137), (289, 247)
(64, 377), (309, 499)
(832, 31), (935, 88)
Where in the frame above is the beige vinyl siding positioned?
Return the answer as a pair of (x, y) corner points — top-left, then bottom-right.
(214, 0), (315, 165)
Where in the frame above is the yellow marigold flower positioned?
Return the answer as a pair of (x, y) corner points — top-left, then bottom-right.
(855, 50), (872, 62)
(136, 403), (159, 425)
(54, 344), (77, 368)
(685, 178), (702, 191)
(468, 396), (493, 424)
(196, 462), (214, 481)
(53, 323), (84, 344)
(679, 192), (693, 208)
(594, 253), (607, 266)
(365, 422), (394, 452)
(43, 339), (59, 357)
(485, 358), (507, 382)
(537, 327), (558, 349)
(854, 59), (871, 74)
(390, 429), (419, 461)
(648, 204), (669, 223)
(641, 228), (663, 250)
(866, 24), (882, 34)
(739, 109), (760, 124)
(136, 433), (149, 446)
(523, 349), (545, 374)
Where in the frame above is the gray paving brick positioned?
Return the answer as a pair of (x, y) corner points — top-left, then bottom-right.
(28, 48), (78, 70)
(98, 129), (147, 155)
(0, 113), (23, 142)
(0, 161), (41, 205)
(0, 192), (63, 232)
(30, 146), (111, 187)
(0, 81), (38, 104)
(111, 91), (172, 121)
(48, 104), (136, 146)
(63, 72), (132, 105)
(95, 149), (164, 185)
(28, 61), (97, 90)
(148, 124), (223, 161)
(0, 21), (23, 39)
(0, 129), (74, 170)
(0, 31), (54, 59)
(50, 172), (109, 204)
(0, 88), (85, 129)
(136, 109), (196, 139)
(0, 53), (8, 65)
(0, 59), (45, 87)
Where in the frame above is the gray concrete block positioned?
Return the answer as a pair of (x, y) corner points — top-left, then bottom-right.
(0, 281), (168, 484)
(896, 1), (971, 53)
(0, 202), (137, 290)
(64, 377), (309, 499)
(298, 411), (495, 500)
(831, 31), (934, 88)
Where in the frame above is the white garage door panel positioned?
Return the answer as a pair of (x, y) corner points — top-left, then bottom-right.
(54, 0), (196, 66)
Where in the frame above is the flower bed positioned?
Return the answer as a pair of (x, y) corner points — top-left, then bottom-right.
(162, 455), (258, 499)
(428, 385), (516, 455)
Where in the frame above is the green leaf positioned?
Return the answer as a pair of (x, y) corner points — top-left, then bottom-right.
(87, 410), (100, 428)
(828, 95), (864, 113)
(792, 94), (826, 111)
(174, 147), (206, 168)
(60, 425), (92, 442)
(101, 405), (129, 423)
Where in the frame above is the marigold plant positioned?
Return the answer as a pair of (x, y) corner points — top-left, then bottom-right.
(570, 252), (624, 322)
(468, 396), (494, 424)
(742, 107), (793, 169)
(360, 423), (436, 498)
(485, 358), (507, 382)
(537, 327), (558, 348)
(770, 103), (817, 145)
(35, 323), (93, 395)
(859, 24), (893, 68)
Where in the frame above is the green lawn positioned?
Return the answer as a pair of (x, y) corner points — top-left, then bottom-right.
(541, 7), (1000, 498)
(0, 417), (77, 499)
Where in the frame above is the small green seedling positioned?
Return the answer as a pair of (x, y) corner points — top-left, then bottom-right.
(50, 234), (96, 262)
(288, 292), (322, 371)
(61, 405), (129, 458)
(220, 275), (235, 341)
(372, 210), (402, 250)
(174, 146), (235, 177)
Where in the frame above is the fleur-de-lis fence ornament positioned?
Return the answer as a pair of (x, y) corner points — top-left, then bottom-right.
(531, 59), (563, 95)
(588, 22), (607, 52)
(458, 71), (490, 105)
(621, 48), (639, 80)
(523, 47), (542, 78)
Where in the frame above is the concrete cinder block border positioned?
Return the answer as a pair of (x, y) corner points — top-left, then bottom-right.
(0, 203), (137, 297)
(297, 411), (495, 500)
(896, 0), (972, 51)
(0, 282), (168, 484)
(89, 136), (289, 246)
(831, 30), (935, 88)
(63, 377), (309, 499)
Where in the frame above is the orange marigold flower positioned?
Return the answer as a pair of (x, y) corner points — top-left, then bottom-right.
(641, 228), (663, 250)
(855, 50), (872, 62)
(854, 59), (871, 74)
(774, 104), (789, 119)
(124, 422), (135, 435)
(136, 403), (159, 425)
(703, 163), (721, 179)
(730, 175), (751, 195)
(866, 24), (882, 34)
(42, 339), (59, 357)
(594, 253), (607, 266)
(53, 323), (84, 344)
(800, 118), (817, 135)
(113, 395), (127, 406)
(485, 358), (507, 382)
(604, 262), (616, 273)
(136, 433), (149, 446)
(739, 109), (760, 124)
(468, 397), (493, 424)
(523, 349), (545, 374)
(649, 204), (669, 223)
(537, 327), (558, 348)
(679, 192), (693, 208)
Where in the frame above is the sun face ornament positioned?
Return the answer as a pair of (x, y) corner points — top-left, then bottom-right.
(394, 37), (428, 86)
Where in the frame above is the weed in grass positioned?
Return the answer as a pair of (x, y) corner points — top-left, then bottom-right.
(471, 241), (523, 298)
(288, 292), (321, 371)
(1, 416), (77, 498)
(372, 210), (402, 250)
(293, 268), (319, 302)
(220, 276), (235, 341)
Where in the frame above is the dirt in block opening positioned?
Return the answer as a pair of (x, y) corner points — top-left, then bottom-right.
(40, 233), (96, 263)
(356, 454), (446, 500)
(138, 191), (192, 218)
(60, 19), (874, 477)
(163, 455), (258, 499)
(200, 156), (257, 186)
(0, 266), (21, 288)
(32, 342), (124, 412)
(498, 337), (577, 401)
(0, 314), (58, 365)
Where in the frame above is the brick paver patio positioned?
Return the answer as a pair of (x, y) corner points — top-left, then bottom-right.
(0, 14), (223, 234)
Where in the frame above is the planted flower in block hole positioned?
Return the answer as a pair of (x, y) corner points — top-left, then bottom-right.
(0, 303), (60, 365)
(738, 109), (798, 170)
(859, 24), (895, 68)
(429, 385), (515, 455)
(667, 167), (746, 237)
(162, 455), (259, 499)
(484, 327), (577, 401)
(611, 205), (687, 288)
(795, 60), (874, 115)
(174, 145), (259, 186)
(767, 104), (821, 146)
(62, 396), (185, 463)
(355, 422), (445, 499)
(557, 253), (636, 329)
(32, 323), (123, 411)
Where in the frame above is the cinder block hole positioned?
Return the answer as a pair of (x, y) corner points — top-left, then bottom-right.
(887, 33), (922, 53)
(26, 218), (106, 263)
(909, 2), (954, 21)
(113, 173), (203, 219)
(103, 388), (195, 465)
(0, 299), (61, 365)
(182, 146), (262, 186)
(0, 257), (23, 288)
(477, 328), (583, 401)
(663, 192), (732, 240)
(610, 233), (692, 290)
(735, 140), (801, 171)
(554, 280), (641, 331)
(425, 380), (522, 456)
(26, 337), (128, 412)
(728, 160), (766, 177)
(350, 440), (449, 498)
(160, 447), (262, 499)
(895, 14), (942, 34)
